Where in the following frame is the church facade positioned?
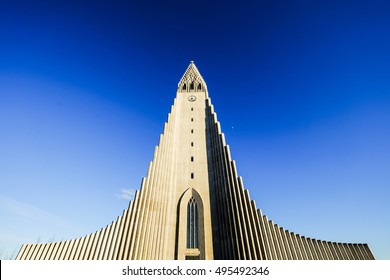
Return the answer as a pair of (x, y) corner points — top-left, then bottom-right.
(16, 62), (374, 260)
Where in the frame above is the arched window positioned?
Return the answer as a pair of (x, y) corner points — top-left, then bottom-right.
(197, 84), (202, 90)
(182, 84), (187, 90)
(187, 197), (198, 248)
(190, 82), (194, 90)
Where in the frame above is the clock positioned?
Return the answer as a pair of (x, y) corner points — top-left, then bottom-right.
(188, 95), (196, 102)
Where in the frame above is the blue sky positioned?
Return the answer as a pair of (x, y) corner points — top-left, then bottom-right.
(0, 0), (389, 259)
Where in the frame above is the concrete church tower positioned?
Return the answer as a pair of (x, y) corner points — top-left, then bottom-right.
(16, 62), (374, 260)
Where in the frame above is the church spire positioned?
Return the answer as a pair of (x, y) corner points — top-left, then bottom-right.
(177, 61), (207, 93)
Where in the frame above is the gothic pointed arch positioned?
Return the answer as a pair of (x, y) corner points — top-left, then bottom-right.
(176, 188), (206, 260)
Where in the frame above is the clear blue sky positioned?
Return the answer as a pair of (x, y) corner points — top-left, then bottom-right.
(0, 0), (389, 259)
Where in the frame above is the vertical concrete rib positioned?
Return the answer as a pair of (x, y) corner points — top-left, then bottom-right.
(298, 236), (309, 260)
(219, 133), (235, 258)
(37, 244), (47, 260)
(29, 244), (40, 260)
(241, 182), (260, 259)
(134, 159), (156, 259)
(333, 242), (342, 259)
(156, 129), (171, 258)
(257, 210), (271, 259)
(72, 238), (82, 260)
(129, 175), (150, 259)
(159, 101), (180, 259)
(323, 241), (333, 260)
(109, 216), (122, 259)
(139, 146), (160, 259)
(328, 242), (340, 259)
(220, 139), (243, 259)
(36, 244), (47, 260)
(221, 132), (238, 259)
(224, 145), (246, 259)
(33, 244), (43, 260)
(160, 103), (177, 259)
(145, 130), (167, 259)
(262, 216), (276, 259)
(343, 243), (354, 259)
(24, 245), (33, 260)
(25, 244), (36, 260)
(85, 233), (96, 260)
(114, 209), (129, 260)
(364, 244), (375, 259)
(342, 243), (350, 259)
(92, 231), (103, 260)
(73, 236), (89, 260)
(48, 242), (60, 260)
(356, 244), (367, 259)
(119, 206), (132, 259)
(348, 243), (357, 259)
(357, 244), (367, 259)
(124, 190), (142, 259)
(103, 222), (115, 260)
(71, 238), (83, 260)
(363, 244), (372, 259)
(19, 245), (28, 260)
(277, 227), (289, 259)
(68, 238), (80, 260)
(41, 242), (53, 260)
(233, 174), (254, 259)
(268, 221), (281, 259)
(325, 240), (334, 260)
(333, 242), (343, 260)
(209, 109), (235, 259)
(34, 244), (45, 260)
(283, 230), (295, 259)
(96, 227), (108, 260)
(58, 240), (69, 260)
(306, 238), (318, 259)
(354, 244), (365, 259)
(251, 203), (266, 260)
(157, 117), (173, 259)
(339, 243), (349, 259)
(15, 244), (25, 260)
(209, 119), (222, 259)
(119, 204), (135, 259)
(312, 239), (323, 260)
(290, 233), (302, 259)
(146, 135), (165, 259)
(316, 240), (326, 260)
(81, 234), (94, 260)
(52, 241), (64, 260)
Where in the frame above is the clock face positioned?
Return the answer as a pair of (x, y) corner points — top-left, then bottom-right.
(188, 95), (196, 102)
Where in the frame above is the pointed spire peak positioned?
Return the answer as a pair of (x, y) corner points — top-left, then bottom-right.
(183, 60), (200, 76)
(178, 61), (207, 93)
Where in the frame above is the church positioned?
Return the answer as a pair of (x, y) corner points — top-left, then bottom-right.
(16, 62), (374, 260)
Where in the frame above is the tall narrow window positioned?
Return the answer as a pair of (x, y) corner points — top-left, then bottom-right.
(197, 84), (202, 90)
(190, 82), (194, 90)
(191, 129), (194, 133)
(191, 173), (194, 179)
(187, 197), (198, 248)
(191, 142), (194, 147)
(182, 84), (186, 90)
(191, 156), (194, 162)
